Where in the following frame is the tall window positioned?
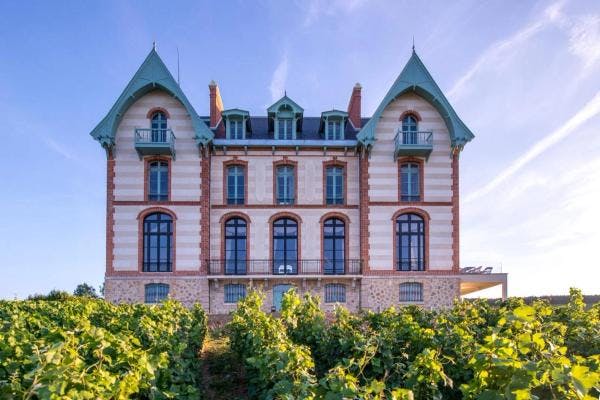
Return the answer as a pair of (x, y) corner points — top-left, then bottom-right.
(323, 218), (345, 274)
(276, 165), (295, 204)
(399, 282), (423, 302)
(277, 118), (293, 140)
(227, 165), (245, 205)
(143, 212), (173, 272)
(326, 166), (344, 205)
(273, 218), (298, 274)
(325, 284), (346, 303)
(151, 112), (168, 142)
(224, 284), (246, 303)
(225, 218), (247, 274)
(327, 120), (343, 140)
(396, 213), (425, 271)
(401, 115), (418, 144)
(400, 163), (420, 202)
(148, 161), (168, 201)
(229, 119), (244, 139)
(145, 283), (169, 303)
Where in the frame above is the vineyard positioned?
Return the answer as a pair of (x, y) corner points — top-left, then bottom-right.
(229, 289), (600, 399)
(1, 290), (599, 399)
(0, 298), (207, 399)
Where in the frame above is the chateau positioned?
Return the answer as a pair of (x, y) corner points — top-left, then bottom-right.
(90, 47), (507, 313)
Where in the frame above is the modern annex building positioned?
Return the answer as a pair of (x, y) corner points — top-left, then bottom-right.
(90, 47), (507, 314)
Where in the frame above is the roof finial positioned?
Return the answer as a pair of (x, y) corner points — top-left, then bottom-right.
(284, 89), (287, 97)
(412, 36), (415, 52)
(152, 41), (156, 50)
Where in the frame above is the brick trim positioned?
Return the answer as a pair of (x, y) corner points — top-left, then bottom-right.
(369, 201), (451, 207)
(115, 201), (202, 206)
(319, 212), (350, 273)
(219, 211), (251, 263)
(143, 156), (172, 202)
(106, 152), (115, 275)
(322, 158), (348, 206)
(397, 157), (425, 203)
(272, 157), (298, 205)
(223, 157), (248, 205)
(359, 154), (370, 273)
(200, 152), (211, 274)
(398, 110), (422, 122)
(451, 149), (460, 273)
(146, 107), (171, 119)
(391, 207), (430, 273)
(136, 207), (177, 274)
(268, 211), (303, 264)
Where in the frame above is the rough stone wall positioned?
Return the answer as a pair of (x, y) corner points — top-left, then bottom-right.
(361, 276), (460, 311)
(208, 278), (361, 314)
(104, 277), (209, 309)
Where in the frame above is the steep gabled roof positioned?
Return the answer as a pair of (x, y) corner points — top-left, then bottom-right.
(89, 47), (213, 149)
(357, 50), (475, 149)
(267, 95), (304, 114)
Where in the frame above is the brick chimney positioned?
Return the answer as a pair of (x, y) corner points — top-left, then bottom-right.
(209, 80), (223, 129)
(347, 83), (362, 129)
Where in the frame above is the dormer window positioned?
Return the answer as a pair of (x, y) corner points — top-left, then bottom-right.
(278, 117), (293, 140)
(222, 109), (250, 140)
(321, 110), (348, 141)
(229, 119), (244, 139)
(267, 95), (304, 140)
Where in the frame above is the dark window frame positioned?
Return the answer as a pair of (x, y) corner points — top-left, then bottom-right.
(148, 160), (169, 201)
(400, 163), (420, 202)
(143, 212), (173, 272)
(226, 165), (245, 205)
(224, 283), (247, 303)
(323, 218), (345, 274)
(224, 218), (247, 275)
(272, 218), (298, 275)
(150, 111), (168, 142)
(145, 283), (169, 303)
(276, 165), (295, 205)
(326, 166), (344, 205)
(395, 213), (425, 271)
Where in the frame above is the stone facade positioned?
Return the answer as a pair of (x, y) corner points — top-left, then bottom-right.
(105, 277), (209, 308)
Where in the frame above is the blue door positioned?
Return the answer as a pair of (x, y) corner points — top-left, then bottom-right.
(273, 284), (293, 312)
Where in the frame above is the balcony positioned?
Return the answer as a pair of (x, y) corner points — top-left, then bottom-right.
(394, 130), (433, 159)
(460, 265), (508, 300)
(134, 128), (176, 159)
(207, 259), (362, 276)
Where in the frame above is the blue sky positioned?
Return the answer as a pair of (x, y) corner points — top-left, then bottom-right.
(1, 0), (600, 299)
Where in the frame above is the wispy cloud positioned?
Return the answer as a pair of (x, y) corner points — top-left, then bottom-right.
(567, 15), (600, 71)
(447, 1), (565, 101)
(43, 137), (78, 161)
(465, 90), (600, 203)
(269, 52), (289, 101)
(301, 0), (367, 27)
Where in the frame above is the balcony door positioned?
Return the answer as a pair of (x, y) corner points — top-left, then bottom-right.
(323, 218), (345, 274)
(224, 217), (247, 274)
(272, 218), (298, 274)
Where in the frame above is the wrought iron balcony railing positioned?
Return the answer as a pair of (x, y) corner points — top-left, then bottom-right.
(393, 130), (433, 159)
(276, 197), (295, 205)
(207, 259), (362, 276)
(134, 128), (176, 159)
(396, 260), (425, 272)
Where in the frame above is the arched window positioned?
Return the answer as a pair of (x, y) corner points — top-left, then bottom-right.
(148, 161), (169, 201)
(143, 212), (173, 272)
(323, 218), (345, 274)
(400, 163), (420, 202)
(276, 165), (295, 205)
(396, 213), (425, 271)
(225, 218), (247, 274)
(226, 165), (245, 205)
(325, 283), (346, 303)
(145, 283), (169, 303)
(272, 218), (298, 274)
(151, 111), (168, 142)
(401, 114), (418, 144)
(399, 282), (423, 302)
(325, 166), (344, 205)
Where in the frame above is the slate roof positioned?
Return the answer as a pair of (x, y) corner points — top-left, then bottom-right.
(210, 116), (368, 141)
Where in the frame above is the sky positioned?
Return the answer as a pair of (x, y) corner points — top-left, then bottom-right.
(1, 0), (599, 299)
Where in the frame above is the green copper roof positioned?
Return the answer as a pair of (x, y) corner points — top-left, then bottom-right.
(357, 50), (475, 149)
(90, 48), (213, 149)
